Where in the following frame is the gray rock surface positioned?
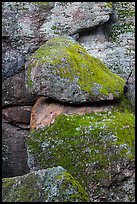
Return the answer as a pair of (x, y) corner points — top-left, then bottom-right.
(2, 2), (54, 81)
(39, 2), (112, 38)
(25, 36), (125, 104)
(2, 166), (90, 202)
(78, 2), (135, 78)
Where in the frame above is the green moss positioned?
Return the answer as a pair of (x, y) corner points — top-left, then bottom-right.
(109, 2), (135, 42)
(32, 2), (49, 6)
(2, 177), (16, 189)
(2, 168), (90, 202)
(26, 61), (37, 89)
(27, 104), (135, 193)
(61, 172), (90, 201)
(26, 36), (125, 98)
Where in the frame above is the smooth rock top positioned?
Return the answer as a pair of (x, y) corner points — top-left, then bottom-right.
(25, 36), (125, 104)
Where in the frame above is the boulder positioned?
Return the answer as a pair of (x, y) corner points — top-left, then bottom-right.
(25, 36), (125, 104)
(27, 106), (135, 202)
(2, 166), (90, 202)
(39, 2), (112, 38)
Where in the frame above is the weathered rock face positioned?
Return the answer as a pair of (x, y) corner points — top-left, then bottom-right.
(2, 166), (90, 202)
(25, 36), (125, 103)
(125, 77), (135, 110)
(39, 2), (112, 38)
(2, 2), (54, 81)
(79, 2), (135, 78)
(2, 121), (29, 178)
(27, 105), (135, 202)
(2, 71), (38, 107)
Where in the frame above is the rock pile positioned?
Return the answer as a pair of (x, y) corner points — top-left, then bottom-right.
(2, 2), (135, 202)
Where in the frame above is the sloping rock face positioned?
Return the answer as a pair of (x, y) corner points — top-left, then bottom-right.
(27, 106), (135, 202)
(2, 166), (90, 202)
(25, 36), (124, 103)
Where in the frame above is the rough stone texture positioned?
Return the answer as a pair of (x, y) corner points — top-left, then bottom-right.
(2, 2), (135, 201)
(125, 77), (135, 110)
(39, 2), (112, 38)
(2, 121), (29, 178)
(27, 106), (135, 202)
(25, 36), (125, 104)
(2, 166), (90, 202)
(78, 2), (135, 79)
(2, 106), (32, 126)
(2, 70), (38, 107)
(2, 2), (54, 81)
(30, 97), (117, 130)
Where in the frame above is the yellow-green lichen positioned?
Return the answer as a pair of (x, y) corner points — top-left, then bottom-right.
(106, 2), (113, 9)
(108, 2), (135, 42)
(32, 2), (49, 6)
(26, 36), (125, 99)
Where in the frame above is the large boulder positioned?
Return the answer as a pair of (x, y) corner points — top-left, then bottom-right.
(2, 166), (90, 202)
(26, 105), (135, 202)
(25, 36), (125, 104)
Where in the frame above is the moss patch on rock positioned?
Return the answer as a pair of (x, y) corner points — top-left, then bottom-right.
(25, 36), (125, 103)
(26, 103), (135, 201)
(2, 166), (90, 202)
(108, 2), (135, 42)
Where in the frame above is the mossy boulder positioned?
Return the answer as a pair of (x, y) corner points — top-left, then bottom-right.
(27, 106), (135, 202)
(25, 36), (125, 103)
(2, 166), (90, 202)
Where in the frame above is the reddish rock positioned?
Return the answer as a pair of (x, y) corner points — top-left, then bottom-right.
(2, 70), (38, 107)
(2, 106), (32, 125)
(2, 121), (29, 178)
(30, 97), (115, 130)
